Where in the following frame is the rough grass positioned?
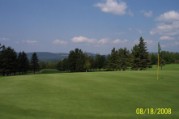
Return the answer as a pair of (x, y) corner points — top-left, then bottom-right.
(0, 64), (178, 119)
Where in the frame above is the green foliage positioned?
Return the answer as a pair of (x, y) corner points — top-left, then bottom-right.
(57, 58), (69, 71)
(0, 46), (17, 75)
(161, 51), (177, 64)
(131, 37), (151, 70)
(94, 54), (106, 69)
(150, 53), (157, 65)
(2, 36), (179, 75)
(149, 51), (179, 69)
(107, 48), (130, 70)
(31, 53), (40, 74)
(39, 61), (58, 69)
(68, 48), (86, 72)
(107, 48), (118, 70)
(17, 52), (29, 74)
(56, 50), (108, 72)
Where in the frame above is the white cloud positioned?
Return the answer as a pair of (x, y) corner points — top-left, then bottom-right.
(71, 36), (131, 46)
(150, 21), (179, 36)
(97, 38), (108, 45)
(160, 36), (174, 40)
(151, 10), (179, 41)
(157, 10), (179, 22)
(142, 10), (153, 17)
(52, 39), (67, 45)
(95, 0), (127, 15)
(22, 40), (38, 44)
(112, 39), (128, 44)
(71, 36), (109, 45)
(72, 36), (95, 43)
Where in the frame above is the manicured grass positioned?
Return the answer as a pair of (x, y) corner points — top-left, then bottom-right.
(0, 65), (178, 119)
(161, 64), (179, 70)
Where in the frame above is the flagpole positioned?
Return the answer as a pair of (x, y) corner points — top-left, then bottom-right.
(157, 42), (161, 80)
(157, 53), (159, 80)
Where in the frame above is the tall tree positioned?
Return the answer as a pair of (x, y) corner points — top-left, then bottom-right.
(107, 48), (130, 71)
(131, 37), (150, 70)
(0, 44), (4, 75)
(17, 51), (29, 74)
(31, 52), (39, 74)
(107, 48), (118, 70)
(0, 47), (17, 75)
(0, 43), (4, 49)
(94, 54), (106, 70)
(131, 44), (140, 70)
(117, 48), (130, 70)
(68, 48), (86, 72)
(57, 58), (69, 71)
(150, 53), (157, 65)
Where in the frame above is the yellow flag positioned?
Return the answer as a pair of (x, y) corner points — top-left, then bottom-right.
(157, 42), (161, 80)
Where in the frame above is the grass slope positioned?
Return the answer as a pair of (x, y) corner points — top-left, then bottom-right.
(0, 65), (179, 119)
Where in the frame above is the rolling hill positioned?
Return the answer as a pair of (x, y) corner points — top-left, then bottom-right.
(27, 52), (68, 62)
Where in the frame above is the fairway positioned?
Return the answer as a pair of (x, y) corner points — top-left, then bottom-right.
(0, 66), (179, 119)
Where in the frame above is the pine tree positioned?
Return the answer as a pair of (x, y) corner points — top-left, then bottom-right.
(31, 52), (39, 74)
(17, 51), (29, 74)
(108, 48), (118, 70)
(117, 48), (130, 71)
(68, 48), (86, 72)
(0, 47), (17, 75)
(0, 44), (4, 75)
(131, 44), (140, 70)
(94, 54), (106, 70)
(131, 37), (150, 70)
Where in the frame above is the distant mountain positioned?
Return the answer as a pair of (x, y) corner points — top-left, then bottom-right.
(27, 52), (98, 62)
(27, 52), (68, 62)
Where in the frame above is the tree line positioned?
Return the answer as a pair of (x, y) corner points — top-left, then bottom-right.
(57, 37), (179, 72)
(57, 37), (152, 72)
(0, 44), (39, 76)
(1, 37), (179, 75)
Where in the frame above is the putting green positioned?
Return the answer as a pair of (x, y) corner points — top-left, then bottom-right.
(0, 65), (178, 119)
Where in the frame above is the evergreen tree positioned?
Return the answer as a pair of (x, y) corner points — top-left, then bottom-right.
(107, 48), (130, 71)
(68, 48), (86, 72)
(131, 37), (150, 70)
(108, 48), (118, 70)
(0, 43), (4, 49)
(17, 51), (29, 74)
(131, 44), (140, 70)
(150, 53), (157, 65)
(31, 52), (39, 74)
(57, 58), (69, 71)
(0, 44), (4, 75)
(57, 60), (64, 71)
(94, 54), (106, 70)
(0, 47), (17, 75)
(84, 54), (91, 72)
(117, 48), (130, 70)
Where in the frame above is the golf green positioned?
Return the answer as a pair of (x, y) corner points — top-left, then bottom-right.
(0, 65), (178, 119)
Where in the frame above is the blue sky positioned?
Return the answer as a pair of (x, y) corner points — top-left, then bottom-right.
(0, 0), (179, 54)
